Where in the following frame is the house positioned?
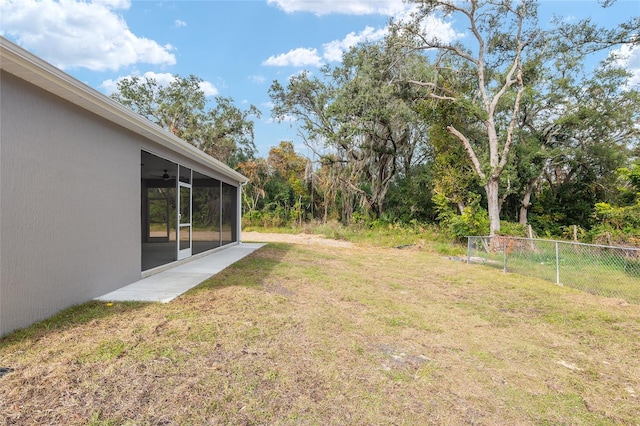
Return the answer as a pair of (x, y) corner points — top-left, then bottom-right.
(0, 37), (248, 336)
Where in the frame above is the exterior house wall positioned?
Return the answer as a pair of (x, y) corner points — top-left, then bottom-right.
(0, 71), (142, 335)
(0, 37), (247, 337)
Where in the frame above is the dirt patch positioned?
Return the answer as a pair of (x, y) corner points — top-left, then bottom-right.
(243, 231), (353, 248)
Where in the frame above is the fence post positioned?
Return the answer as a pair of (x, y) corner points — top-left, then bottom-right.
(555, 241), (560, 285)
(467, 237), (471, 264)
(503, 237), (507, 273)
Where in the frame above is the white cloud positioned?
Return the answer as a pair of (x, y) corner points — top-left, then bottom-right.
(263, 10), (459, 68)
(249, 74), (267, 84)
(611, 44), (640, 89)
(288, 69), (312, 80)
(173, 19), (187, 28)
(0, 0), (176, 71)
(198, 80), (219, 97)
(323, 26), (388, 62)
(267, 0), (407, 16)
(263, 47), (324, 67)
(143, 71), (177, 87)
(266, 114), (298, 124)
(262, 26), (390, 68)
(415, 14), (463, 45)
(279, 114), (298, 123)
(262, 100), (297, 124)
(100, 71), (218, 96)
(384, 3), (463, 46)
(92, 0), (130, 7)
(99, 78), (121, 95)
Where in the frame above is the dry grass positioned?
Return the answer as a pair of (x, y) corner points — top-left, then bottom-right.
(1, 240), (639, 425)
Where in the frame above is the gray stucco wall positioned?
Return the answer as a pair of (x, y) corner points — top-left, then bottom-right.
(1, 71), (141, 335)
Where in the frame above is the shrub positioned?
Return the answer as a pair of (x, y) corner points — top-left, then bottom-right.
(434, 193), (489, 240)
(497, 221), (528, 237)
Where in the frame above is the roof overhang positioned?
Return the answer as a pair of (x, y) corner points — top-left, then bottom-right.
(0, 36), (248, 184)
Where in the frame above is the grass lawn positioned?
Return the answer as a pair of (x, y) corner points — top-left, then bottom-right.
(468, 238), (640, 304)
(1, 239), (639, 425)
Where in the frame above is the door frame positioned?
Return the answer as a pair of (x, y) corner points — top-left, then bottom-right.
(176, 167), (192, 260)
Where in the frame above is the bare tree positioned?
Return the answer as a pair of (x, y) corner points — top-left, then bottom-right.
(395, 0), (537, 235)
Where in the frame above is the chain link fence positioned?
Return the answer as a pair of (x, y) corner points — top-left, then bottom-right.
(467, 236), (640, 304)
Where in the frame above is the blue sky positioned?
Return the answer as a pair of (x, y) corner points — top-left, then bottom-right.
(1, 0), (638, 158)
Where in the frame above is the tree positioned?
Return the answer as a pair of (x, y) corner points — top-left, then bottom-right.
(511, 54), (640, 231)
(383, 162), (437, 222)
(590, 163), (640, 247)
(394, 0), (538, 235)
(329, 43), (432, 216)
(395, 0), (638, 235)
(110, 74), (260, 165)
(413, 62), (484, 216)
(266, 141), (306, 193)
(263, 141), (310, 225)
(237, 158), (269, 218)
(269, 73), (364, 223)
(269, 42), (432, 221)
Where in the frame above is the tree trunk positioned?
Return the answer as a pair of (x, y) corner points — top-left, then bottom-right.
(485, 177), (501, 236)
(323, 200), (329, 224)
(519, 186), (533, 226)
(519, 175), (540, 225)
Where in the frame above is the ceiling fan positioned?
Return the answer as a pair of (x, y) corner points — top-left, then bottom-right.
(147, 169), (176, 181)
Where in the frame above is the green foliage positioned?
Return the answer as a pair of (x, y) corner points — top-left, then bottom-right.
(589, 202), (640, 244)
(111, 74), (259, 165)
(382, 164), (437, 222)
(301, 218), (458, 252)
(586, 165), (640, 247)
(434, 193), (489, 240)
(393, 0), (546, 235)
(243, 210), (288, 228)
(498, 221), (528, 237)
(267, 141), (307, 197)
(253, 3), (639, 241)
(629, 166), (640, 192)
(420, 93), (482, 213)
(240, 142), (315, 228)
(560, 225), (587, 241)
(617, 164), (640, 203)
(528, 181), (599, 237)
(269, 42), (432, 221)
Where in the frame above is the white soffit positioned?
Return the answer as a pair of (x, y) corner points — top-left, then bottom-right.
(0, 36), (248, 184)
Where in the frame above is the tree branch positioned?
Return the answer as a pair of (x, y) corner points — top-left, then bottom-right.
(405, 80), (458, 101)
(447, 124), (486, 180)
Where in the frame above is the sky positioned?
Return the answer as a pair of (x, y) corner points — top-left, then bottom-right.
(1, 0), (639, 159)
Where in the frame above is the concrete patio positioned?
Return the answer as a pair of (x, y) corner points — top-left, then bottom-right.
(96, 243), (265, 303)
